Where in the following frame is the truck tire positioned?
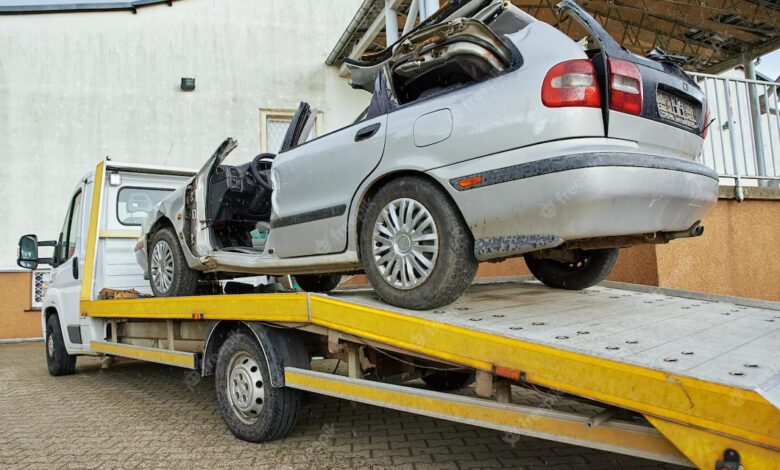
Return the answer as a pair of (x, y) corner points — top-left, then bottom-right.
(422, 370), (475, 391)
(45, 314), (77, 376)
(524, 248), (619, 290)
(215, 329), (302, 443)
(359, 177), (478, 310)
(148, 227), (198, 297)
(295, 274), (342, 293)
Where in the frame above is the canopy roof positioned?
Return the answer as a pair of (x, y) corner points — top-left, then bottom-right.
(327, 0), (780, 74)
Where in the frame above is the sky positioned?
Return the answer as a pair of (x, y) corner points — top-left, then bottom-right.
(756, 49), (780, 81)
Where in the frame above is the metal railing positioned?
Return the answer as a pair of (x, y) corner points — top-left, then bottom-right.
(691, 72), (780, 197)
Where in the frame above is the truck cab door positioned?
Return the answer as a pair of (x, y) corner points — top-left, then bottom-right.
(47, 182), (88, 352)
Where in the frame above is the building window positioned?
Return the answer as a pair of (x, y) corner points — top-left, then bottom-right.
(259, 108), (323, 153)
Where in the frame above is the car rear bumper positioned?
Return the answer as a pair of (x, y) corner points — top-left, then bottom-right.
(428, 146), (718, 261)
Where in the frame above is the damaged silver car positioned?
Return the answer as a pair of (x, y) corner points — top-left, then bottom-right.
(137, 0), (718, 310)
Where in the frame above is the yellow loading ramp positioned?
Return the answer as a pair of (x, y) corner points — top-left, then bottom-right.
(82, 279), (780, 469)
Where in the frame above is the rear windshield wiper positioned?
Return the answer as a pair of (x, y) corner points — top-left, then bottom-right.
(647, 48), (689, 68)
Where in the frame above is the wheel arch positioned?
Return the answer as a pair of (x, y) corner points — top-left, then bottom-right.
(201, 320), (309, 387)
(353, 170), (470, 256)
(42, 306), (58, 336)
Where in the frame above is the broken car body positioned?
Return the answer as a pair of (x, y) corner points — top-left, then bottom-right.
(136, 0), (718, 310)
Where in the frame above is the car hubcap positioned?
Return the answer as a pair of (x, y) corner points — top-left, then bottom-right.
(226, 351), (265, 425)
(150, 240), (174, 293)
(372, 198), (439, 290)
(47, 333), (54, 357)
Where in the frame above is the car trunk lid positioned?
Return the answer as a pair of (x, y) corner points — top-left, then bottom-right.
(558, 0), (706, 156)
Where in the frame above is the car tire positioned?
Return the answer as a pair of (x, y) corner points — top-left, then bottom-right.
(295, 274), (342, 293)
(422, 370), (475, 391)
(215, 329), (302, 443)
(148, 227), (198, 297)
(359, 176), (478, 310)
(524, 248), (619, 290)
(45, 314), (77, 376)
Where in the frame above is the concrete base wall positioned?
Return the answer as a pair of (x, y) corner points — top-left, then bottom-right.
(0, 272), (41, 340)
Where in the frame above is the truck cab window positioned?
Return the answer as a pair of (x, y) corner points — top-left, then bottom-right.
(56, 190), (83, 264)
(117, 187), (173, 226)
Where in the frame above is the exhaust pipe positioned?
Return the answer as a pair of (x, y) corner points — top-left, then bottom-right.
(662, 221), (704, 242)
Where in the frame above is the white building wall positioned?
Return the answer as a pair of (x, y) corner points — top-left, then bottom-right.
(0, 0), (370, 269)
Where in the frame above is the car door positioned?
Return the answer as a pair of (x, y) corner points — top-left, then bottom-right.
(268, 113), (388, 258)
(49, 184), (86, 351)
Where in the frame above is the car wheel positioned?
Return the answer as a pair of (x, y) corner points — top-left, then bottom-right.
(149, 227), (198, 297)
(295, 274), (342, 293)
(45, 314), (77, 376)
(524, 248), (619, 290)
(214, 329), (302, 443)
(359, 176), (478, 310)
(422, 370), (475, 391)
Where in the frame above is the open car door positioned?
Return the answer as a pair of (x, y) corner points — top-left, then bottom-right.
(188, 138), (237, 257)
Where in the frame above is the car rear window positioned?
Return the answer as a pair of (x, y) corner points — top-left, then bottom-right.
(117, 187), (173, 226)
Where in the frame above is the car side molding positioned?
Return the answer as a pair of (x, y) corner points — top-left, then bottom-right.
(450, 152), (719, 191)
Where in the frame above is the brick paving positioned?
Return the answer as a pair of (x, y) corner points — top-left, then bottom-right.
(0, 342), (684, 469)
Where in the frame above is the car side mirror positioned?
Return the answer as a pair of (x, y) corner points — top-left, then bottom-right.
(17, 234), (56, 270)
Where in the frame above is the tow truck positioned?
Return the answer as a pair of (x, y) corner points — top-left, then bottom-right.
(17, 161), (780, 469)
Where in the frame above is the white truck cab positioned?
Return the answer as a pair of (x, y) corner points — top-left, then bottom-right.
(18, 161), (195, 357)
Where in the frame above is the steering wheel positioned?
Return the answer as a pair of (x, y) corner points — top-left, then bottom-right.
(250, 153), (275, 191)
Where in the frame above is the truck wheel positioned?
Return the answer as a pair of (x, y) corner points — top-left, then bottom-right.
(422, 370), (475, 391)
(149, 227), (198, 297)
(524, 248), (619, 290)
(215, 330), (302, 443)
(45, 314), (77, 376)
(359, 177), (478, 310)
(295, 274), (342, 293)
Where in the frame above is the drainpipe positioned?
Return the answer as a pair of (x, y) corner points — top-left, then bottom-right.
(744, 52), (768, 187)
(385, 0), (399, 45)
(325, 0), (374, 66)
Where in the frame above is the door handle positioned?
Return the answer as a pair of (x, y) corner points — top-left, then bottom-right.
(355, 123), (381, 142)
(72, 256), (79, 280)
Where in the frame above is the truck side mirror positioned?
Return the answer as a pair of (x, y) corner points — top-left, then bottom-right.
(17, 234), (56, 270)
(17, 235), (39, 269)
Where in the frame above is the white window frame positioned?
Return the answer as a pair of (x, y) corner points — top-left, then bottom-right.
(259, 108), (324, 153)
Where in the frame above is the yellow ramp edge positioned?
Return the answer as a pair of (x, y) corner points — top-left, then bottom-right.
(648, 416), (778, 470)
(309, 296), (780, 451)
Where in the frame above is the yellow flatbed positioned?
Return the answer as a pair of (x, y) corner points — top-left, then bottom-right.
(82, 278), (780, 469)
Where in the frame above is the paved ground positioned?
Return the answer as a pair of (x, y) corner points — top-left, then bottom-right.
(0, 342), (683, 470)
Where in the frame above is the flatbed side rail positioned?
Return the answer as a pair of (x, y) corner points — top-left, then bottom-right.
(284, 367), (692, 467)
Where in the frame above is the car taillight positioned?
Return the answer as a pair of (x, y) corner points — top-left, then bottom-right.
(541, 59), (601, 108)
(608, 58), (642, 115)
(701, 100), (709, 138)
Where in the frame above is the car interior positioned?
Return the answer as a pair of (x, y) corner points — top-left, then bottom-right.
(346, 0), (527, 106)
(205, 103), (315, 253)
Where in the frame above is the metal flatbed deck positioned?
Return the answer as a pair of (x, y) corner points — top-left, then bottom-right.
(82, 278), (780, 469)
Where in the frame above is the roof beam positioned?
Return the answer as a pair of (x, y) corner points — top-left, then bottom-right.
(339, 0), (406, 77)
(586, 0), (770, 44)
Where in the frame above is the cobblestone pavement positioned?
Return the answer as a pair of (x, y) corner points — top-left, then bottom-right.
(0, 342), (683, 470)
